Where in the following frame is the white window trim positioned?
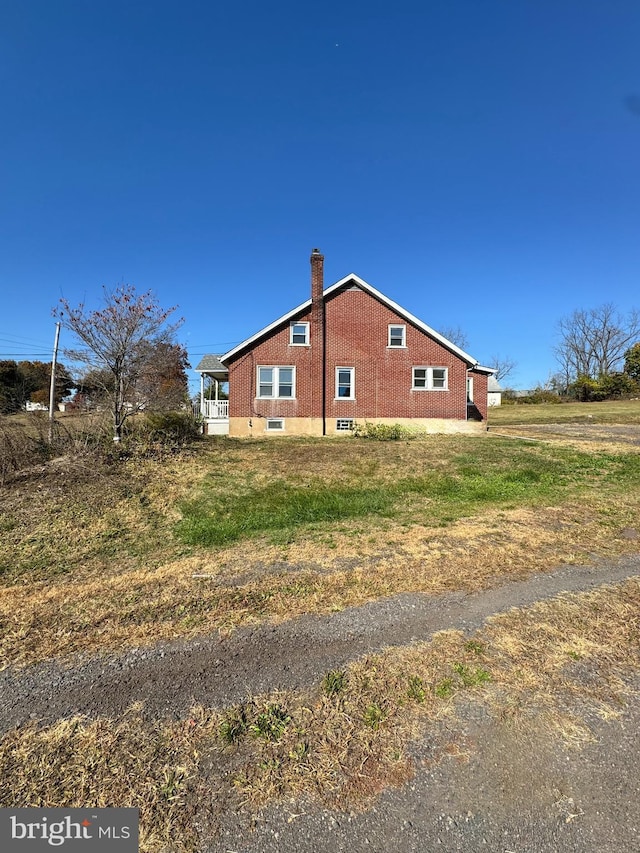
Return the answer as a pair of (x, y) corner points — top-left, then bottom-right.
(335, 366), (355, 400)
(265, 418), (285, 431)
(388, 324), (407, 348)
(257, 366), (296, 399)
(289, 321), (310, 346)
(412, 366), (449, 391)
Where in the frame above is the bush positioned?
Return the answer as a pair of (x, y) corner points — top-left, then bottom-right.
(599, 372), (640, 399)
(133, 411), (201, 447)
(351, 421), (421, 441)
(502, 389), (563, 405)
(0, 415), (51, 483)
(567, 373), (639, 402)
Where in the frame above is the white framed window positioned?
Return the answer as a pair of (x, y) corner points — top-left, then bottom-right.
(336, 418), (354, 431)
(257, 366), (295, 399)
(335, 367), (355, 400)
(388, 325), (406, 347)
(412, 367), (449, 390)
(289, 321), (310, 346)
(266, 418), (285, 431)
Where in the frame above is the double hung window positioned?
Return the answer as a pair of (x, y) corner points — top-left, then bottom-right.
(388, 325), (406, 347)
(412, 367), (448, 390)
(257, 366), (295, 398)
(336, 367), (355, 399)
(289, 322), (309, 345)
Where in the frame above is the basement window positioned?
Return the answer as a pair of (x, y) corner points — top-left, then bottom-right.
(336, 419), (354, 432)
(266, 419), (285, 431)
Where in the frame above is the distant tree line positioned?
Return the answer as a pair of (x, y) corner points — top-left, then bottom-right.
(554, 303), (640, 401)
(0, 360), (74, 414)
(0, 344), (190, 418)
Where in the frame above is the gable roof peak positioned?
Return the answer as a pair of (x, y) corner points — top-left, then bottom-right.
(220, 265), (481, 368)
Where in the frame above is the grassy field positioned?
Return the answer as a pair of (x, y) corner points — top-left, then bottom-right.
(1, 415), (640, 667)
(1, 404), (639, 851)
(488, 397), (640, 426)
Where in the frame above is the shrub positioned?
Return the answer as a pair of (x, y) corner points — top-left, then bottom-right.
(352, 422), (421, 441)
(134, 411), (201, 447)
(0, 415), (51, 483)
(599, 372), (639, 399)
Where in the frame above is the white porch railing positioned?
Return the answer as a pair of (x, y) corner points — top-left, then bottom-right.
(200, 399), (229, 419)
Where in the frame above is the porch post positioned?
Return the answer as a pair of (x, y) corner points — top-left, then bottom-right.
(200, 372), (204, 413)
(214, 379), (219, 403)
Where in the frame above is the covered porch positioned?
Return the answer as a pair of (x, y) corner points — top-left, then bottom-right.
(195, 355), (229, 435)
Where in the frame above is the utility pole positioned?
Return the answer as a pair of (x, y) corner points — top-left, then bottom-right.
(48, 322), (61, 444)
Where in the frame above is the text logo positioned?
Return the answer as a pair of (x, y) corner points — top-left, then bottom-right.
(0, 809), (138, 851)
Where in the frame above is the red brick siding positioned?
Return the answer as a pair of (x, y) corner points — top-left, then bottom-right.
(227, 308), (315, 420)
(469, 370), (488, 421)
(227, 285), (482, 422)
(324, 288), (468, 420)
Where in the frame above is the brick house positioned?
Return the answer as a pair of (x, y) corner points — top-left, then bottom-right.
(196, 250), (495, 437)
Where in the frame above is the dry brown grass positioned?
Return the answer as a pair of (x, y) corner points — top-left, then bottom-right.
(2, 495), (639, 669)
(2, 431), (640, 668)
(0, 707), (203, 852)
(3, 580), (639, 851)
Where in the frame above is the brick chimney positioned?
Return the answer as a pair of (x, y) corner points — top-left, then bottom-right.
(310, 248), (326, 433)
(310, 247), (324, 303)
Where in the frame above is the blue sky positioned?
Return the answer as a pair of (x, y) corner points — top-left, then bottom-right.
(1, 0), (639, 391)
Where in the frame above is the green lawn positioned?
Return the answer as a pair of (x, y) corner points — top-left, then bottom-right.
(487, 398), (640, 426)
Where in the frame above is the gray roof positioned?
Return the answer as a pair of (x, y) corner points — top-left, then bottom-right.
(195, 355), (229, 374)
(488, 376), (503, 393)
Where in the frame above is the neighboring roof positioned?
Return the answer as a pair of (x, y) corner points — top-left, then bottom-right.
(488, 376), (503, 392)
(195, 355), (228, 374)
(221, 274), (485, 368)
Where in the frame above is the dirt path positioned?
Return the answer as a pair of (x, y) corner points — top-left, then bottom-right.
(2, 555), (639, 734)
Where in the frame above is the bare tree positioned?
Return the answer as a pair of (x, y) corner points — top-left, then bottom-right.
(488, 353), (517, 384)
(555, 303), (640, 382)
(54, 285), (183, 441)
(439, 325), (470, 351)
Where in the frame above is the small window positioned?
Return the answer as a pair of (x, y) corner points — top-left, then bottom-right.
(412, 367), (448, 391)
(336, 419), (354, 432)
(336, 367), (355, 399)
(290, 322), (310, 345)
(388, 325), (406, 347)
(257, 366), (296, 399)
(266, 419), (284, 431)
